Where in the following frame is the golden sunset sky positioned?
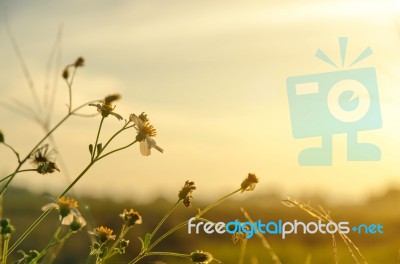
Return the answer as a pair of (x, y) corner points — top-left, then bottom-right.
(1, 0), (400, 203)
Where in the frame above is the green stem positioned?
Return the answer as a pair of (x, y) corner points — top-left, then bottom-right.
(1, 235), (10, 264)
(238, 237), (247, 264)
(146, 221), (188, 252)
(85, 242), (107, 264)
(150, 200), (180, 239)
(196, 188), (241, 218)
(7, 122), (135, 256)
(59, 161), (95, 197)
(0, 99), (100, 196)
(7, 209), (52, 256)
(8, 161), (94, 256)
(35, 230), (72, 264)
(66, 66), (77, 113)
(145, 251), (190, 258)
(0, 169), (37, 184)
(84, 248), (99, 264)
(101, 225), (130, 262)
(31, 225), (62, 262)
(91, 117), (104, 161)
(98, 123), (133, 156)
(147, 188), (242, 252)
(128, 255), (143, 264)
(2, 142), (21, 163)
(96, 140), (137, 162)
(128, 252), (190, 264)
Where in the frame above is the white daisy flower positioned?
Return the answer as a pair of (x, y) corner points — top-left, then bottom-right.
(129, 113), (163, 156)
(42, 197), (83, 226)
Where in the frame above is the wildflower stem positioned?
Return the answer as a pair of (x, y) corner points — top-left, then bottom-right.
(96, 140), (137, 162)
(0, 169), (37, 184)
(7, 119), (135, 255)
(2, 142), (21, 163)
(1, 235), (10, 264)
(8, 161), (93, 255)
(196, 188), (242, 217)
(0, 99), (100, 196)
(65, 66), (77, 113)
(91, 117), (104, 161)
(146, 188), (242, 253)
(32, 225), (62, 262)
(101, 224), (130, 262)
(145, 251), (190, 258)
(60, 162), (95, 197)
(146, 221), (188, 252)
(85, 245), (103, 264)
(98, 122), (133, 156)
(8, 209), (53, 256)
(150, 200), (180, 239)
(241, 207), (281, 264)
(128, 252), (190, 264)
(128, 255), (144, 264)
(238, 237), (247, 264)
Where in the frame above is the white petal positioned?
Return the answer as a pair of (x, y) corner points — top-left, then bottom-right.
(61, 213), (74, 225)
(88, 230), (97, 236)
(111, 112), (123, 120)
(140, 140), (151, 156)
(72, 215), (87, 228)
(129, 114), (143, 126)
(42, 203), (59, 211)
(78, 216), (87, 227)
(146, 137), (163, 153)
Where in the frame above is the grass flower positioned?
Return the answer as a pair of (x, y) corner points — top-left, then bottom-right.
(89, 94), (123, 120)
(36, 161), (60, 174)
(62, 57), (84, 80)
(129, 113), (163, 156)
(178, 180), (196, 207)
(240, 173), (259, 192)
(17, 250), (40, 263)
(89, 226), (116, 243)
(232, 231), (247, 244)
(62, 67), (69, 79)
(120, 209), (142, 227)
(31, 145), (60, 174)
(119, 239), (130, 253)
(69, 215), (87, 232)
(0, 218), (15, 235)
(42, 197), (81, 225)
(190, 250), (214, 264)
(31, 144), (54, 164)
(74, 57), (85, 67)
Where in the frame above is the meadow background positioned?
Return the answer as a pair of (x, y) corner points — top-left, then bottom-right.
(1, 0), (400, 263)
(3, 187), (400, 263)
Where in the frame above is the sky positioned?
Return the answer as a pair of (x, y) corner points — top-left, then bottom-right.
(1, 0), (400, 203)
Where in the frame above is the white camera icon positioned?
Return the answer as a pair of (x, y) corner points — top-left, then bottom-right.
(287, 67), (382, 166)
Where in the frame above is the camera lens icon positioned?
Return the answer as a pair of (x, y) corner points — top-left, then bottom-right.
(328, 79), (370, 123)
(287, 67), (382, 166)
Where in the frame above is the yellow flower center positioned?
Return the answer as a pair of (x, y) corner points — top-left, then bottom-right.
(143, 123), (157, 137)
(95, 226), (116, 242)
(57, 197), (78, 209)
(96, 226), (114, 237)
(102, 101), (115, 112)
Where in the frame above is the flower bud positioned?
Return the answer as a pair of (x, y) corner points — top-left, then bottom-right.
(74, 57), (85, 67)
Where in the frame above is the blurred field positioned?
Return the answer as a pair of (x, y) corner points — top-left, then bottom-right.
(3, 187), (400, 264)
